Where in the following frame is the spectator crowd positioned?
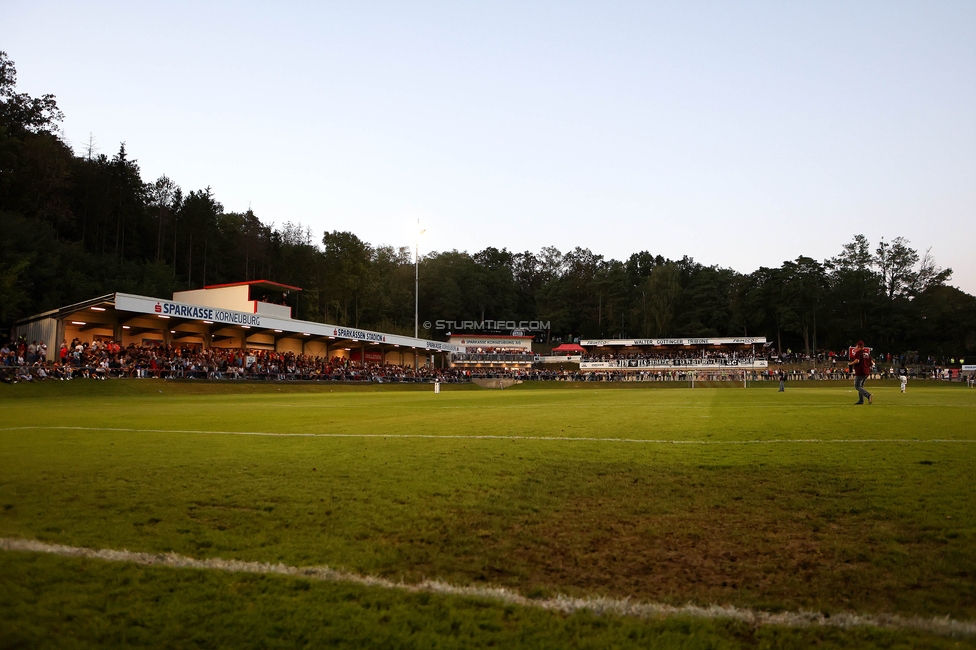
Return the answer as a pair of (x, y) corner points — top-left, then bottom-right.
(2, 336), (972, 385)
(582, 350), (762, 367)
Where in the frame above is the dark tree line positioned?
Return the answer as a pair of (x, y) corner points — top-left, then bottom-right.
(2, 52), (974, 356)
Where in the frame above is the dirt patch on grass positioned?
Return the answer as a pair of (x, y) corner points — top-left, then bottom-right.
(505, 477), (972, 617)
(391, 463), (975, 619)
(505, 501), (840, 605)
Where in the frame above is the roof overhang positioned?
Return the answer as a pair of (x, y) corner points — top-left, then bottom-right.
(19, 291), (480, 354)
(110, 292), (459, 352)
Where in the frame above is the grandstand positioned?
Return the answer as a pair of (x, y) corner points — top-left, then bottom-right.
(447, 334), (536, 369)
(579, 337), (768, 373)
(11, 282), (457, 368)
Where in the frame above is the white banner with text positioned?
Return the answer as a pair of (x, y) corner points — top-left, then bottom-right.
(580, 359), (769, 370)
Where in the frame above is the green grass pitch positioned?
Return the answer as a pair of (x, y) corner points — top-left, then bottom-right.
(1, 379), (974, 648)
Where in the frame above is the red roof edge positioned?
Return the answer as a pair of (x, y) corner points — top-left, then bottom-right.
(203, 280), (303, 292)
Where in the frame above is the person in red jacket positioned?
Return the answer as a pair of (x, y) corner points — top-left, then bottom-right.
(848, 340), (873, 404)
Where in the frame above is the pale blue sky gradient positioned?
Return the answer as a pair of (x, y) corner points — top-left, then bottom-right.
(4, 1), (975, 292)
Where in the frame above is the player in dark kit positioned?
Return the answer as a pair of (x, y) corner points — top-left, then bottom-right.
(848, 340), (873, 405)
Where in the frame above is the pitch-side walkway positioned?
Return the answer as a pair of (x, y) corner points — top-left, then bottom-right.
(2, 538), (973, 637)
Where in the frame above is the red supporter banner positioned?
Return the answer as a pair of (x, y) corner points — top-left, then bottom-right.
(365, 350), (383, 363)
(350, 349), (384, 363)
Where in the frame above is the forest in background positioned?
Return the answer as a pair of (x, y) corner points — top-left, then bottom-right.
(1, 52), (974, 357)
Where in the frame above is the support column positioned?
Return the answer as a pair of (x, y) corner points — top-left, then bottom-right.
(56, 318), (66, 352)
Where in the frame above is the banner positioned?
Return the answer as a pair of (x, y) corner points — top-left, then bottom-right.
(580, 359), (769, 370)
(116, 294), (263, 328)
(580, 337), (766, 347)
(349, 349), (384, 363)
(452, 336), (532, 350)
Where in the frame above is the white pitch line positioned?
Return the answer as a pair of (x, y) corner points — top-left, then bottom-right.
(1, 426), (975, 445)
(1, 537), (972, 637)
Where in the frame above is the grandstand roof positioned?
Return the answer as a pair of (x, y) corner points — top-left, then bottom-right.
(13, 291), (460, 362)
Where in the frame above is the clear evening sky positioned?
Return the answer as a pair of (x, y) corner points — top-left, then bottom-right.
(4, 2), (974, 292)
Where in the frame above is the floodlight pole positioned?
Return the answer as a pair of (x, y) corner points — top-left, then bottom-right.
(414, 219), (426, 369)
(415, 219), (420, 340)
